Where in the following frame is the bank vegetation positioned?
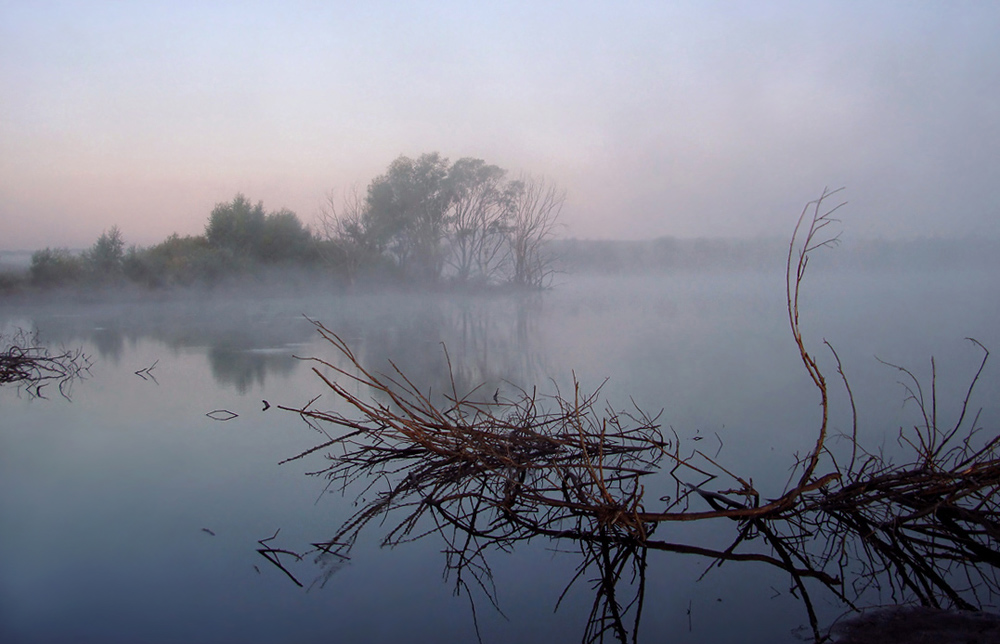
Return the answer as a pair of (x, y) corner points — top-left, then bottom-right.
(3, 153), (562, 296)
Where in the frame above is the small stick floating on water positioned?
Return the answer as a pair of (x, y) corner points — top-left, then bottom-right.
(206, 409), (238, 421)
(134, 359), (159, 383)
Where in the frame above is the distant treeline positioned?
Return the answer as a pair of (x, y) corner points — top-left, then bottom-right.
(2, 152), (565, 296)
(5, 172), (998, 296)
(552, 236), (1000, 274)
(20, 196), (322, 292)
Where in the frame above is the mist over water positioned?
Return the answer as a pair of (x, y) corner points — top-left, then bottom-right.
(4, 3), (999, 639)
(1, 263), (998, 643)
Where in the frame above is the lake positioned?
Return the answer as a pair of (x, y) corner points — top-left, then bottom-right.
(2, 265), (998, 643)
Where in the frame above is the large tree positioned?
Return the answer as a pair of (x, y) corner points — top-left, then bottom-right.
(206, 194), (311, 263)
(364, 153), (453, 282)
(444, 158), (511, 284)
(205, 194), (267, 255)
(257, 208), (313, 263)
(321, 153), (563, 287)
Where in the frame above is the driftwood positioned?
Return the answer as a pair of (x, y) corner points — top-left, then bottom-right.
(0, 328), (90, 399)
(279, 188), (999, 642)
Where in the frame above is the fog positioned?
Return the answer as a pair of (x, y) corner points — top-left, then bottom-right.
(3, 2), (1000, 642)
(2, 2), (1000, 249)
(3, 246), (999, 641)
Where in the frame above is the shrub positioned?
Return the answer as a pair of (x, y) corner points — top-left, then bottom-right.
(29, 248), (84, 287)
(83, 225), (125, 280)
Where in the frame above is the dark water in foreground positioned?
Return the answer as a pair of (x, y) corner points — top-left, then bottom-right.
(2, 268), (998, 643)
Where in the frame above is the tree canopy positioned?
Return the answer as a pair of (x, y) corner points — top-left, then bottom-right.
(205, 194), (313, 263)
(20, 153), (563, 292)
(364, 152), (453, 281)
(322, 152), (563, 287)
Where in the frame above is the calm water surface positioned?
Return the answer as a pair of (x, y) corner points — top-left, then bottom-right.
(2, 268), (997, 643)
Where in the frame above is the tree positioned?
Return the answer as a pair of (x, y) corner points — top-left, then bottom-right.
(258, 208), (313, 263)
(205, 194), (311, 264)
(321, 153), (565, 288)
(205, 194), (266, 256)
(85, 225), (126, 278)
(444, 158), (510, 284)
(364, 153), (453, 282)
(318, 186), (376, 285)
(506, 176), (564, 288)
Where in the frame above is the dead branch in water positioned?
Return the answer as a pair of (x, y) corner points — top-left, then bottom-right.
(280, 189), (999, 643)
(279, 331), (666, 607)
(0, 328), (90, 399)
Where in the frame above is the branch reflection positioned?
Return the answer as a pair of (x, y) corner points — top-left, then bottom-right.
(272, 192), (1000, 643)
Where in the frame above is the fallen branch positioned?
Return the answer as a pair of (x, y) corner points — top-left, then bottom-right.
(0, 328), (90, 399)
(278, 189), (999, 643)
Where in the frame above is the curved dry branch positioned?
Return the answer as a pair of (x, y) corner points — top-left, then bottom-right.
(278, 189), (999, 643)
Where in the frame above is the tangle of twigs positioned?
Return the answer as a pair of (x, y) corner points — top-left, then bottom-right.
(0, 328), (91, 399)
(278, 188), (999, 643)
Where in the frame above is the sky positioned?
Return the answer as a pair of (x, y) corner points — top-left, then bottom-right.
(1, 1), (999, 250)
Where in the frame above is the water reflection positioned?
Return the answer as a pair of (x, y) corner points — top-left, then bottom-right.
(268, 319), (1000, 644)
(206, 335), (300, 394)
(260, 203), (1000, 643)
(268, 319), (663, 641)
(5, 255), (999, 644)
(1, 293), (550, 396)
(332, 294), (550, 406)
(92, 325), (126, 363)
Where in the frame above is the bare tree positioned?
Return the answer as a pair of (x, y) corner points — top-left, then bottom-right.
(506, 175), (564, 288)
(317, 186), (370, 285)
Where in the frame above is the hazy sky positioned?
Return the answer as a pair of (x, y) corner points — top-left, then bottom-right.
(2, 1), (998, 249)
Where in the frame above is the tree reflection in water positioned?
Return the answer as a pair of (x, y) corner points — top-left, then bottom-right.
(275, 191), (1000, 642)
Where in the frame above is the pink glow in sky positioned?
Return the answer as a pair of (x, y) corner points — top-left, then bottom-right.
(2, 1), (999, 250)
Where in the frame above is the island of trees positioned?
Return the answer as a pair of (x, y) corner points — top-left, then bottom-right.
(14, 152), (564, 293)
(8, 153), (998, 298)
